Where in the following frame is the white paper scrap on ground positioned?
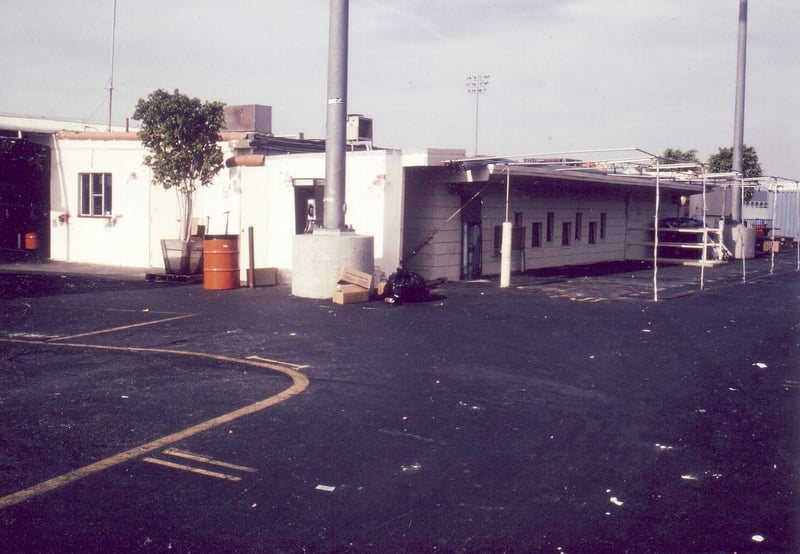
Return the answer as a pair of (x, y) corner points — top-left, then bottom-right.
(752, 534), (765, 542)
(315, 484), (336, 492)
(753, 362), (768, 369)
(609, 497), (624, 506)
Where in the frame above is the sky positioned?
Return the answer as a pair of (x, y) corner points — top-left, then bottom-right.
(1, 0), (798, 178)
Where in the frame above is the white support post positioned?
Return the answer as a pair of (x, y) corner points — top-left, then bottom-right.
(500, 165), (511, 288)
(700, 169), (708, 290)
(770, 186), (778, 275)
(653, 164), (660, 302)
(500, 222), (512, 288)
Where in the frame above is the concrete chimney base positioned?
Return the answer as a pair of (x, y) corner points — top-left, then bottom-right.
(292, 233), (374, 299)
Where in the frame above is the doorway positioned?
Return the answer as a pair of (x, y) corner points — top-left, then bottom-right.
(461, 193), (482, 279)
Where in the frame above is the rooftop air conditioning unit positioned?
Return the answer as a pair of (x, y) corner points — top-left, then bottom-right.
(346, 115), (372, 142)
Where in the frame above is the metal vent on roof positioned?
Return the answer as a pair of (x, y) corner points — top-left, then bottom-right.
(346, 115), (372, 142)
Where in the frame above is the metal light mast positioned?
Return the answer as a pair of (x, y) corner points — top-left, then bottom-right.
(466, 74), (489, 157)
(324, 0), (349, 231)
(731, 0), (748, 222)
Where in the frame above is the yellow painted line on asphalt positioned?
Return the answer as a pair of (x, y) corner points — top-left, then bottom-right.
(246, 355), (309, 370)
(142, 457), (243, 482)
(162, 448), (258, 473)
(47, 314), (196, 342)
(0, 338), (309, 510)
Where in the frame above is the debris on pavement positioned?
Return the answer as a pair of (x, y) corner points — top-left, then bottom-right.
(382, 267), (429, 304)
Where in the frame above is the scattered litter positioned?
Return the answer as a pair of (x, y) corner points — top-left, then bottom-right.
(458, 401), (482, 411)
(401, 463), (422, 474)
(728, 387), (739, 391)
(696, 408), (707, 413)
(289, 332), (297, 336)
(609, 497), (624, 506)
(641, 329), (652, 333)
(753, 362), (768, 369)
(681, 474), (697, 481)
(251, 503), (257, 508)
(141, 308), (150, 312)
(589, 355), (595, 359)
(655, 443), (675, 451)
(751, 534), (765, 542)
(315, 484), (336, 492)
(120, 395), (129, 399)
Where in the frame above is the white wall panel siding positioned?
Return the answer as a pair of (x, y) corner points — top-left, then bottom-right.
(402, 176), (678, 280)
(402, 176), (463, 281)
(772, 190), (800, 240)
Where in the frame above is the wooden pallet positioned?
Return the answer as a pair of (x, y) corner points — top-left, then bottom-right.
(145, 272), (203, 283)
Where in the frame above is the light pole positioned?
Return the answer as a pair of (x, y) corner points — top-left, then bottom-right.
(466, 74), (489, 157)
(731, 0), (748, 222)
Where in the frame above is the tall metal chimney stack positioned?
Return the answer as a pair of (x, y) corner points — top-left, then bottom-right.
(323, 0), (349, 231)
(291, 0), (374, 299)
(731, 0), (748, 222)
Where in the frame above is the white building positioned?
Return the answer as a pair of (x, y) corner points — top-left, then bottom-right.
(2, 109), (731, 285)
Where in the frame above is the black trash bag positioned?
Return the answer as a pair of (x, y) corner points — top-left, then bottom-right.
(384, 267), (429, 304)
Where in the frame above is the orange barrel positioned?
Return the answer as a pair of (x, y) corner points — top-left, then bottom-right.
(24, 232), (39, 250)
(203, 235), (240, 290)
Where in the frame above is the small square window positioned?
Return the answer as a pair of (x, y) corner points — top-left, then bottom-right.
(78, 172), (112, 216)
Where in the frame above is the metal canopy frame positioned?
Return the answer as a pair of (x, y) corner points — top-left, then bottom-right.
(448, 148), (799, 300)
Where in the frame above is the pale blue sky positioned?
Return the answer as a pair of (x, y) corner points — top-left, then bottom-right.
(1, 0), (798, 177)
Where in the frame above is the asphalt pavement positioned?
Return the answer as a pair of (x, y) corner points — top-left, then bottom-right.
(0, 255), (798, 553)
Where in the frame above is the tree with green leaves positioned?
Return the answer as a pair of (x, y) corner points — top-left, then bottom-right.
(707, 145), (762, 179)
(707, 145), (762, 202)
(133, 89), (225, 241)
(659, 148), (699, 165)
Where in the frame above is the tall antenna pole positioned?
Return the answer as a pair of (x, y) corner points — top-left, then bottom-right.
(466, 75), (489, 157)
(731, 0), (748, 221)
(108, 0), (118, 132)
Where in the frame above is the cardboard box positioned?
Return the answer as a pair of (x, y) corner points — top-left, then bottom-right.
(333, 283), (370, 305)
(339, 268), (372, 289)
(332, 268), (372, 304)
(763, 240), (780, 253)
(251, 267), (277, 286)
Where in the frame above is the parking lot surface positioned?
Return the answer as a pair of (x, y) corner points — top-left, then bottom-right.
(0, 256), (798, 553)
